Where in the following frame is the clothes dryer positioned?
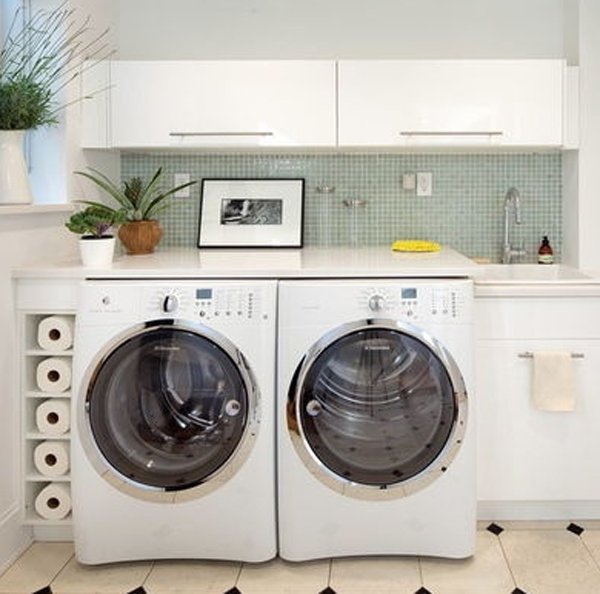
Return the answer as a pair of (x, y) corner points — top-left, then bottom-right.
(71, 280), (277, 564)
(277, 279), (475, 560)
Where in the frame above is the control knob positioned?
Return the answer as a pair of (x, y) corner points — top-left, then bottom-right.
(162, 294), (179, 314)
(368, 294), (385, 312)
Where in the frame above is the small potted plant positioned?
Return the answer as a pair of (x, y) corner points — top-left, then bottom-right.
(65, 206), (122, 267)
(75, 167), (196, 254)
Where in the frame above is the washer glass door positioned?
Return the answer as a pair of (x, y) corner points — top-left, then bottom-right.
(84, 322), (256, 496)
(289, 321), (467, 498)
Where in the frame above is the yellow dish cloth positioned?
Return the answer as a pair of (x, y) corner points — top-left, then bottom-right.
(391, 240), (441, 252)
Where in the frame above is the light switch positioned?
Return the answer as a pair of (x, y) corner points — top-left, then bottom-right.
(402, 173), (416, 190)
(174, 173), (191, 198)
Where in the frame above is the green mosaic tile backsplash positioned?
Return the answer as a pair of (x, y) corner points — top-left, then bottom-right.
(121, 152), (562, 263)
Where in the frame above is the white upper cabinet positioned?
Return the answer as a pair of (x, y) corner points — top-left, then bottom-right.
(81, 59), (574, 150)
(108, 60), (336, 148)
(337, 60), (567, 148)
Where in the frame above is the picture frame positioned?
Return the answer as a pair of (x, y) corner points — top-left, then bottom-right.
(197, 178), (305, 248)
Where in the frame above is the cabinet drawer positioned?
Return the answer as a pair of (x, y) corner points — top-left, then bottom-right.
(476, 297), (600, 339)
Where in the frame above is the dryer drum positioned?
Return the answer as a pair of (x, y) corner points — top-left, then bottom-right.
(85, 326), (252, 492)
(290, 324), (466, 492)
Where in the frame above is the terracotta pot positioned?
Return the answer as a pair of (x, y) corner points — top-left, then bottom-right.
(118, 220), (163, 255)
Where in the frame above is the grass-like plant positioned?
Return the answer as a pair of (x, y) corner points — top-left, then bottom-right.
(0, 2), (110, 130)
(75, 167), (197, 222)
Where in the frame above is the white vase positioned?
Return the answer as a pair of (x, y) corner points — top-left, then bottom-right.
(79, 236), (116, 268)
(0, 130), (34, 205)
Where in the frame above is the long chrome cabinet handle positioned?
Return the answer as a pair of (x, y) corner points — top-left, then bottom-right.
(169, 131), (274, 137)
(400, 131), (504, 137)
(518, 351), (584, 359)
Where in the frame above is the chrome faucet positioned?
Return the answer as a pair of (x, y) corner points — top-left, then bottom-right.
(502, 187), (526, 264)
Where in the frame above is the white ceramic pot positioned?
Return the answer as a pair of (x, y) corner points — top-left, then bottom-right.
(79, 236), (116, 268)
(0, 130), (34, 205)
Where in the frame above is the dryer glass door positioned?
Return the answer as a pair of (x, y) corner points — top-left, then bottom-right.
(292, 325), (464, 490)
(85, 324), (252, 491)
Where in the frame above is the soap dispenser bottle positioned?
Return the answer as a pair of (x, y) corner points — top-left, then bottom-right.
(538, 236), (554, 264)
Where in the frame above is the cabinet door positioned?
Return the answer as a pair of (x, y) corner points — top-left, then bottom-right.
(338, 60), (564, 148)
(110, 61), (336, 148)
(477, 339), (600, 502)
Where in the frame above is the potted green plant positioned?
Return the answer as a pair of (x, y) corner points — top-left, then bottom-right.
(65, 206), (122, 267)
(0, 4), (109, 205)
(75, 167), (197, 254)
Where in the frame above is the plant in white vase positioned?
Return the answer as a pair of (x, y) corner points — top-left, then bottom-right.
(65, 206), (122, 267)
(0, 2), (109, 205)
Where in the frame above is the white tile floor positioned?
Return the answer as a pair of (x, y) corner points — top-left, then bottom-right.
(2, 524), (600, 594)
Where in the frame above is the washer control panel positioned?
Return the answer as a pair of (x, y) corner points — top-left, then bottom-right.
(143, 285), (263, 322)
(77, 282), (276, 326)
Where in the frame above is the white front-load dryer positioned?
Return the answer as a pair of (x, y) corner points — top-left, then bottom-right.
(71, 280), (277, 564)
(277, 279), (475, 561)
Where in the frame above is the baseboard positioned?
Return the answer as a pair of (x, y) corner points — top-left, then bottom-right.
(33, 523), (73, 542)
(478, 500), (600, 521)
(0, 504), (32, 575)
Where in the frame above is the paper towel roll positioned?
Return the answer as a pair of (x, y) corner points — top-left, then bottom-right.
(34, 483), (71, 520)
(35, 399), (70, 436)
(36, 357), (71, 393)
(34, 441), (70, 477)
(37, 316), (74, 351)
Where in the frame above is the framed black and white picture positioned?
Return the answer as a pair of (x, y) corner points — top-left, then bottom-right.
(198, 178), (305, 248)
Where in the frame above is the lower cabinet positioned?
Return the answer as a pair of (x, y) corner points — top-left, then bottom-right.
(16, 280), (78, 538)
(476, 295), (600, 513)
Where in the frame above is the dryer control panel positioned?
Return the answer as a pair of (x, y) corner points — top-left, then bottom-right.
(360, 282), (471, 322)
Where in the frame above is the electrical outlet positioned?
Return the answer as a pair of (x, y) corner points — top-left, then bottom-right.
(174, 173), (191, 198)
(416, 172), (433, 197)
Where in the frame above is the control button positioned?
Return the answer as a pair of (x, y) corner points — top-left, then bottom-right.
(368, 294), (385, 312)
(101, 296), (110, 306)
(199, 311), (206, 317)
(162, 294), (179, 313)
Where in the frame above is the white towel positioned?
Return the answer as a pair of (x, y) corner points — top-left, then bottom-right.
(532, 351), (576, 412)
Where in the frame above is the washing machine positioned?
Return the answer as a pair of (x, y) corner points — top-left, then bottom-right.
(277, 278), (475, 561)
(71, 279), (277, 564)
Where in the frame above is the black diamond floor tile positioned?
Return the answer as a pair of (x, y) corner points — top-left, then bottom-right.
(512, 588), (527, 594)
(486, 522), (505, 535)
(32, 587), (52, 594)
(567, 522), (585, 536)
(319, 588), (337, 594)
(223, 588), (242, 594)
(415, 588), (433, 594)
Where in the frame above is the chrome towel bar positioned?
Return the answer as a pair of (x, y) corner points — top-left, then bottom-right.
(518, 351), (584, 359)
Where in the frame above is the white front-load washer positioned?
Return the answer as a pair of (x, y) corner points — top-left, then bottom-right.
(277, 278), (475, 561)
(71, 279), (277, 564)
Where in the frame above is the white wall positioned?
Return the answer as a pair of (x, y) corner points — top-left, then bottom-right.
(572, 0), (600, 271)
(116, 0), (564, 59)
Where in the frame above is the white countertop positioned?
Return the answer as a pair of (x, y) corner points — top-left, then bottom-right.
(13, 246), (479, 279)
(13, 246), (600, 297)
